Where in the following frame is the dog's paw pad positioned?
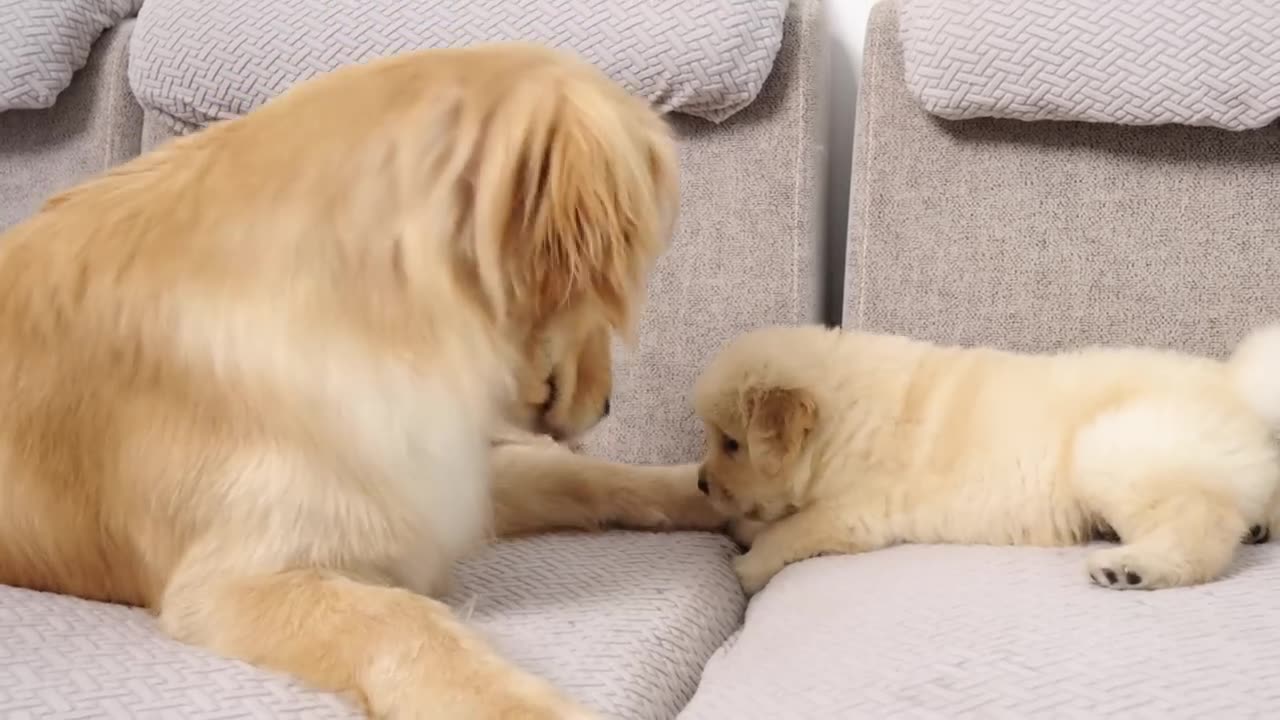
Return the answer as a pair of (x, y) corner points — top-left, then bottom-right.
(1085, 547), (1178, 591)
(1245, 525), (1270, 545)
(1090, 564), (1145, 589)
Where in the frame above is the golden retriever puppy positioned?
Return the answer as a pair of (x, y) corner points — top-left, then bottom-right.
(0, 43), (724, 719)
(693, 324), (1280, 595)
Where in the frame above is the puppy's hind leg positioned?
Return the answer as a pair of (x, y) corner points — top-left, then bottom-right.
(1083, 488), (1243, 590)
(1071, 399), (1278, 590)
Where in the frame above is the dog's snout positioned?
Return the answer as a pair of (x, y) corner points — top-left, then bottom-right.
(697, 467), (710, 495)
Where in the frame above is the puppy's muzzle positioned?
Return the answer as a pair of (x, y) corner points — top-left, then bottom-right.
(697, 466), (710, 495)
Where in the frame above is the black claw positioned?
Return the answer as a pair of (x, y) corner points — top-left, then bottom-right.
(1125, 571), (1141, 585)
(1102, 568), (1118, 584)
(1247, 525), (1271, 544)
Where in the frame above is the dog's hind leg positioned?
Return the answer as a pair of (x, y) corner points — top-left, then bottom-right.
(1071, 398), (1278, 590)
(1082, 487), (1243, 590)
(489, 440), (727, 537)
(160, 543), (593, 720)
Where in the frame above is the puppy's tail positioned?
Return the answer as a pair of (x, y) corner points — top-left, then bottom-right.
(1230, 323), (1280, 429)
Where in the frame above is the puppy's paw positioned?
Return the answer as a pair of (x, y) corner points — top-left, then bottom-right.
(728, 518), (767, 549)
(733, 551), (780, 595)
(1085, 546), (1183, 590)
(1244, 524), (1270, 545)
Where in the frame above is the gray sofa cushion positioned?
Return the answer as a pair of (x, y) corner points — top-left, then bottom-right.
(1, 20), (142, 232)
(0, 0), (142, 113)
(0, 532), (743, 719)
(682, 544), (1280, 718)
(847, 1), (1280, 356)
(126, 0), (788, 132)
(900, 0), (1280, 131)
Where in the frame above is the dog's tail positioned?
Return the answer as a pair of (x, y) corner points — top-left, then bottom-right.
(1230, 323), (1280, 429)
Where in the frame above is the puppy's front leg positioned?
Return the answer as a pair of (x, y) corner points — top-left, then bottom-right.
(490, 441), (728, 537)
(161, 547), (591, 719)
(735, 505), (883, 595)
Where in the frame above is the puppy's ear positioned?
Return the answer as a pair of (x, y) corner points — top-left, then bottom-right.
(739, 386), (818, 476)
(468, 67), (678, 337)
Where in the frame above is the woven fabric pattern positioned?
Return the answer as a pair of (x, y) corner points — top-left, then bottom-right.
(684, 543), (1280, 718)
(126, 0), (789, 132)
(900, 0), (1280, 130)
(0, 0), (142, 113)
(0, 532), (743, 719)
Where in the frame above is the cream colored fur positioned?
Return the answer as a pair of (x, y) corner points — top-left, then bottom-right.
(0, 43), (726, 719)
(693, 325), (1280, 595)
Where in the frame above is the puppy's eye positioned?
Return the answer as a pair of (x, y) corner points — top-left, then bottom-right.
(722, 435), (739, 454)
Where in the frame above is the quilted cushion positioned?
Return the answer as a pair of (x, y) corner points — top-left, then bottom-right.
(0, 532), (743, 719)
(0, 0), (142, 113)
(126, 0), (789, 132)
(682, 543), (1280, 718)
(899, 0), (1280, 131)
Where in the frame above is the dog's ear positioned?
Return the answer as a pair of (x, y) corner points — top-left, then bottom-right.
(468, 66), (678, 337)
(739, 385), (818, 476)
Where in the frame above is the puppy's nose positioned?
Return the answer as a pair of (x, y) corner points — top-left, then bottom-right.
(603, 397), (611, 417)
(697, 467), (710, 495)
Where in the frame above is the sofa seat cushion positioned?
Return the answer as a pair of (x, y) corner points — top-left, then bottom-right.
(0, 0), (142, 113)
(680, 543), (1280, 718)
(126, 0), (788, 132)
(0, 532), (743, 719)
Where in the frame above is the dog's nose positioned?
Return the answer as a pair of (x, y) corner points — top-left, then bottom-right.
(697, 467), (709, 495)
(603, 397), (611, 417)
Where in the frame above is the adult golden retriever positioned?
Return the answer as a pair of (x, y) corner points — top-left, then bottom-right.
(0, 44), (723, 718)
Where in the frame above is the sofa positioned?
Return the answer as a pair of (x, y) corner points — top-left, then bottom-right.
(682, 2), (1280, 717)
(0, 0), (825, 717)
(8, 0), (1280, 717)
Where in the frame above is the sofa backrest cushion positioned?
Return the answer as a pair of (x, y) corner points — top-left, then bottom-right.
(127, 0), (789, 131)
(846, 1), (1280, 357)
(899, 0), (1280, 131)
(0, 0), (143, 113)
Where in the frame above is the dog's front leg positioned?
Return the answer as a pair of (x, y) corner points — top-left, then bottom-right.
(734, 505), (886, 595)
(159, 549), (591, 719)
(490, 441), (728, 537)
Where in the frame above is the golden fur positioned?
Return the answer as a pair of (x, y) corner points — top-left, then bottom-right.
(693, 324), (1280, 594)
(0, 43), (726, 718)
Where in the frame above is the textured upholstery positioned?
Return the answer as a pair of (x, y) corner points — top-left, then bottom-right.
(1, 533), (743, 719)
(0, 20), (143, 231)
(845, 1), (1280, 355)
(0, 0), (142, 112)
(683, 543), (1280, 718)
(899, 0), (1280, 131)
(128, 0), (788, 130)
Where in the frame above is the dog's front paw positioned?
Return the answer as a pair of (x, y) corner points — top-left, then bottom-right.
(733, 551), (780, 595)
(728, 518), (767, 549)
